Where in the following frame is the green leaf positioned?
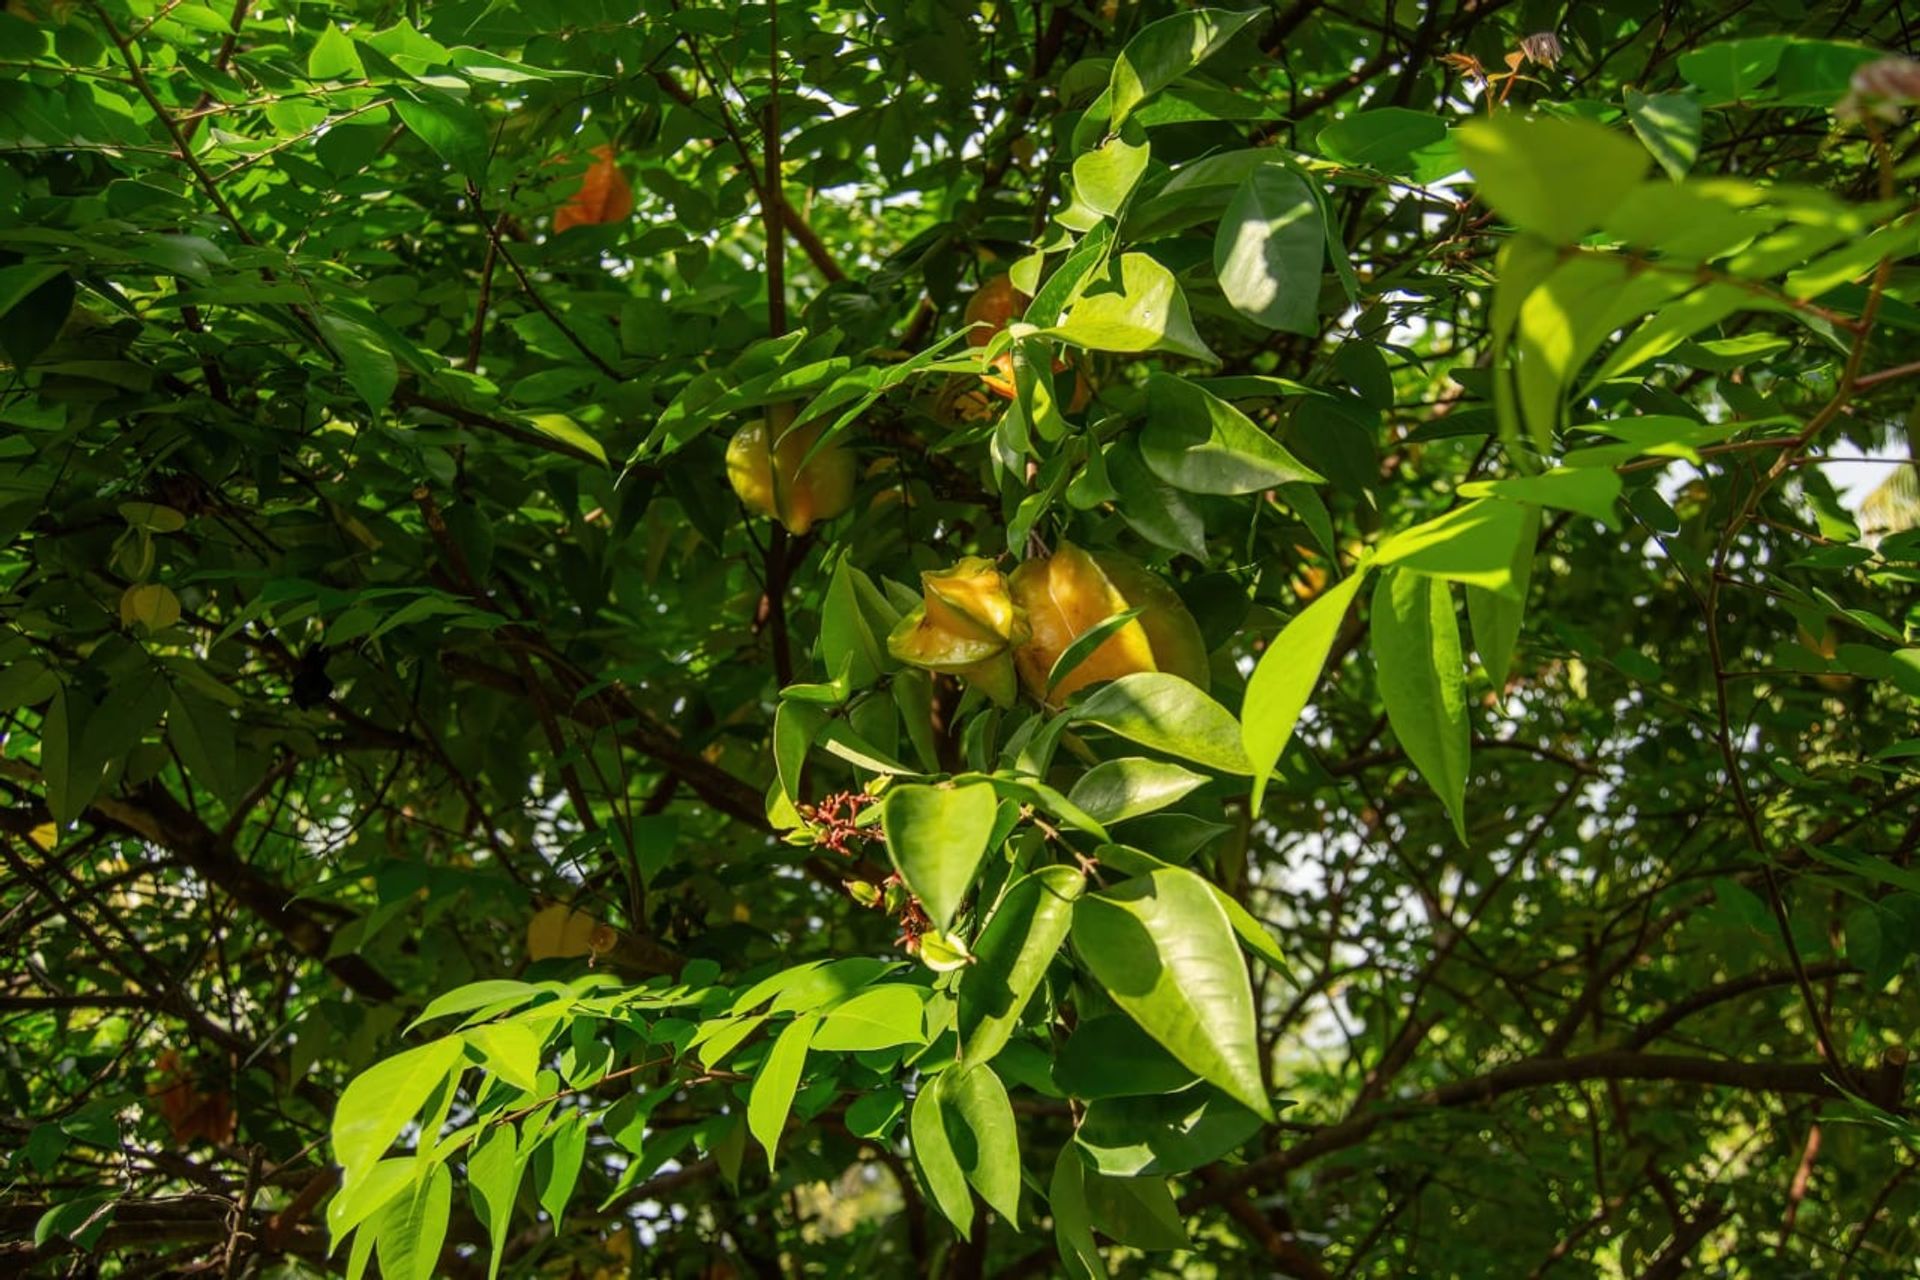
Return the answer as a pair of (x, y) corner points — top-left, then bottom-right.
(1072, 120), (1149, 216)
(166, 692), (236, 805)
(1050, 1151), (1110, 1280)
(819, 560), (898, 689)
(1074, 1085), (1267, 1176)
(1317, 108), (1448, 174)
(319, 312), (397, 415)
(0, 264), (74, 368)
(1072, 867), (1272, 1119)
(846, 1086), (905, 1141)
(332, 1037), (466, 1190)
(466, 1127), (520, 1280)
(1142, 373), (1323, 493)
(958, 865), (1086, 1064)
(1025, 222), (1114, 329)
(326, 1158), (411, 1246)
(372, 1164), (451, 1280)
(1046, 606), (1146, 694)
(1107, 439), (1209, 560)
(1054, 1013), (1199, 1099)
(1466, 506), (1539, 701)
(1625, 90), (1701, 180)
(409, 979), (543, 1031)
(1071, 673), (1253, 775)
(1042, 253), (1217, 363)
(1108, 7), (1263, 128)
(533, 1112), (586, 1232)
(1372, 569), (1469, 842)
(812, 985), (929, 1051)
(467, 1022), (542, 1094)
(747, 1013), (818, 1170)
(881, 782), (1000, 931)
(523, 413), (609, 466)
(1459, 469), (1619, 529)
(910, 1074), (976, 1236)
(308, 24), (365, 80)
(1067, 758), (1209, 825)
(1243, 569), (1366, 812)
(1213, 161), (1325, 336)
(1376, 499), (1529, 594)
(394, 92), (489, 181)
(1082, 1170), (1189, 1250)
(42, 687), (91, 828)
(1774, 39), (1883, 106)
(1677, 38), (1786, 102)
(1456, 114), (1649, 244)
(943, 1064), (1021, 1225)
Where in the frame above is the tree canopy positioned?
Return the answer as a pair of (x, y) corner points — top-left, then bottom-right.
(4, 1), (1920, 1276)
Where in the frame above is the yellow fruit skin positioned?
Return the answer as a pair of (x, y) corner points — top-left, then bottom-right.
(1010, 543), (1209, 704)
(725, 412), (856, 534)
(1092, 551), (1211, 691)
(886, 558), (1029, 707)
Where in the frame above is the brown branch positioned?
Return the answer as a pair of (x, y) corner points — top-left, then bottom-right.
(1194, 1051), (1859, 1208)
(466, 183), (626, 381)
(648, 67), (844, 283)
(464, 211), (509, 371)
(0, 764), (397, 1002)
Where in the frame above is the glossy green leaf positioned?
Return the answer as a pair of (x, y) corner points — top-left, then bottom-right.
(1072, 867), (1272, 1119)
(881, 782), (999, 930)
(1041, 253), (1217, 363)
(1108, 7), (1263, 128)
(812, 984), (929, 1051)
(1372, 569), (1469, 842)
(1466, 505), (1539, 702)
(1376, 499), (1530, 594)
(1626, 90), (1702, 180)
(533, 1112), (587, 1232)
(466, 1126), (521, 1280)
(1054, 1013), (1199, 1099)
(1050, 1151), (1109, 1280)
(910, 1074), (975, 1236)
(1459, 469), (1619, 529)
(1142, 372), (1323, 493)
(944, 1064), (1021, 1225)
(332, 1037), (466, 1190)
(1066, 758), (1209, 825)
(373, 1164), (452, 1280)
(1072, 120), (1149, 216)
(1074, 1084), (1267, 1176)
(1243, 570), (1365, 812)
(1456, 115), (1649, 244)
(1317, 108), (1448, 173)
(394, 92), (490, 181)
(747, 1013), (818, 1170)
(1677, 38), (1786, 102)
(1082, 1170), (1188, 1251)
(467, 1022), (542, 1094)
(1071, 673), (1252, 775)
(308, 24), (365, 79)
(1213, 162), (1325, 336)
(958, 864), (1085, 1064)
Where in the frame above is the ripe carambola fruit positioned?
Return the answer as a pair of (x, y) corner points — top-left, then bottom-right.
(887, 557), (1030, 707)
(726, 406), (856, 535)
(965, 275), (1026, 346)
(1009, 542), (1210, 704)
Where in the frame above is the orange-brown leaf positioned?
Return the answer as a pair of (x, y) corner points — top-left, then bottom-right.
(553, 145), (634, 233)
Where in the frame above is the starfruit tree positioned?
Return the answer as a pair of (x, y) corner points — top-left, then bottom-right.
(5, 1), (1920, 1277)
